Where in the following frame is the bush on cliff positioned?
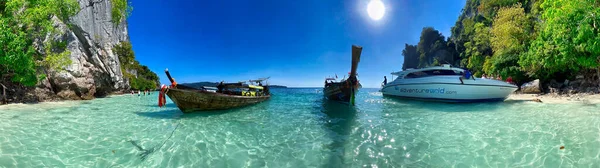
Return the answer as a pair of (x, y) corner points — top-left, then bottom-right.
(0, 0), (79, 86)
(113, 41), (159, 91)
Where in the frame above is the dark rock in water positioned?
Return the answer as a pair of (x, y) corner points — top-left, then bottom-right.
(521, 79), (542, 94)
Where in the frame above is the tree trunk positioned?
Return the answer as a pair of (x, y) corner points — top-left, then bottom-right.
(1, 83), (6, 104)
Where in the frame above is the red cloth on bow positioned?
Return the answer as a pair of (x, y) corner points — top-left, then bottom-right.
(158, 85), (167, 107)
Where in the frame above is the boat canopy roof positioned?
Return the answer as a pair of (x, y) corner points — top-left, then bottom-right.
(391, 65), (464, 78)
(325, 78), (336, 81)
(220, 83), (265, 90)
(249, 77), (270, 83)
(248, 85), (264, 90)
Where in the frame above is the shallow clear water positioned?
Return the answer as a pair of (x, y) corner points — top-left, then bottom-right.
(1, 88), (599, 167)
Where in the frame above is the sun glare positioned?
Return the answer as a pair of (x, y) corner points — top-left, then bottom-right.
(367, 0), (385, 21)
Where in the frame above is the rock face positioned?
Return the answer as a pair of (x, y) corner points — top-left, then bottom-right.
(521, 79), (542, 94)
(33, 0), (130, 101)
(545, 70), (600, 95)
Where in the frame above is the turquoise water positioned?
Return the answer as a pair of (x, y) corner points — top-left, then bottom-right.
(1, 88), (599, 167)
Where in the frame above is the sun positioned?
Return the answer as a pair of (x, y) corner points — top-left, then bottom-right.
(367, 0), (386, 21)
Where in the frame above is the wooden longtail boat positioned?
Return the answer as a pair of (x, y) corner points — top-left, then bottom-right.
(160, 69), (271, 112)
(323, 45), (362, 105)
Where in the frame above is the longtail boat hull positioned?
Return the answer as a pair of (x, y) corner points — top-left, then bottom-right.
(323, 81), (359, 104)
(166, 88), (270, 112)
(323, 45), (362, 105)
(161, 69), (271, 113)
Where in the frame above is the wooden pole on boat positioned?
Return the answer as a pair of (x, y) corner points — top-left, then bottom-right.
(165, 68), (175, 84)
(349, 45), (362, 106)
(350, 45), (363, 78)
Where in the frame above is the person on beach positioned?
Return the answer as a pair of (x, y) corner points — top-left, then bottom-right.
(217, 81), (224, 93)
(506, 76), (514, 84)
(482, 74), (487, 79)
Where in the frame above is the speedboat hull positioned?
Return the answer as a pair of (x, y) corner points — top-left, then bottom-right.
(381, 76), (517, 103)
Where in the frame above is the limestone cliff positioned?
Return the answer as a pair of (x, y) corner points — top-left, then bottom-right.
(10, 0), (131, 102)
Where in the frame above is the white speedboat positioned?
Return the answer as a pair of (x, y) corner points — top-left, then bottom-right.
(380, 65), (517, 102)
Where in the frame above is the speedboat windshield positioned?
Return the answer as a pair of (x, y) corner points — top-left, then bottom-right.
(405, 69), (462, 78)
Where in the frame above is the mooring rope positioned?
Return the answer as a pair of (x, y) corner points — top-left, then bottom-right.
(154, 120), (180, 153)
(136, 119), (181, 161)
(107, 118), (182, 168)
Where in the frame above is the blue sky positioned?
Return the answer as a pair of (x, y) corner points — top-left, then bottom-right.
(128, 0), (466, 88)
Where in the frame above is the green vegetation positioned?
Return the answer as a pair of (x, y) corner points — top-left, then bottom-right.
(402, 27), (457, 70)
(521, 0), (600, 80)
(113, 42), (158, 90)
(111, 0), (132, 25)
(0, 0), (79, 86)
(402, 0), (600, 85)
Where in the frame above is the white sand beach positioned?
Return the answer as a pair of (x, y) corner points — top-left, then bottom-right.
(507, 93), (600, 104)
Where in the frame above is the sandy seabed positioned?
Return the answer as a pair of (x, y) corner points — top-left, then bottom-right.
(507, 93), (600, 104)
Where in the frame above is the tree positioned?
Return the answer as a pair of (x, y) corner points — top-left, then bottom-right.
(477, 0), (524, 20)
(113, 41), (159, 90)
(520, 0), (600, 80)
(417, 27), (446, 67)
(114, 41), (136, 66)
(111, 0), (133, 25)
(402, 44), (419, 70)
(465, 22), (492, 77)
(487, 4), (531, 84)
(0, 0), (79, 86)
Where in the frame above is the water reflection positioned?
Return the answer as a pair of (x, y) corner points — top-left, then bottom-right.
(381, 95), (504, 113)
(320, 99), (358, 167)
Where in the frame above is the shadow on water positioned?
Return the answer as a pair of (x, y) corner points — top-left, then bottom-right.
(319, 99), (358, 167)
(136, 101), (269, 119)
(179, 110), (238, 119)
(134, 110), (184, 119)
(134, 108), (234, 120)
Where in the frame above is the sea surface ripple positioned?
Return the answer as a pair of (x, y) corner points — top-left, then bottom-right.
(0, 88), (599, 167)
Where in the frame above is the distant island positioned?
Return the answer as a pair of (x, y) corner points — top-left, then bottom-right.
(180, 82), (287, 89)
